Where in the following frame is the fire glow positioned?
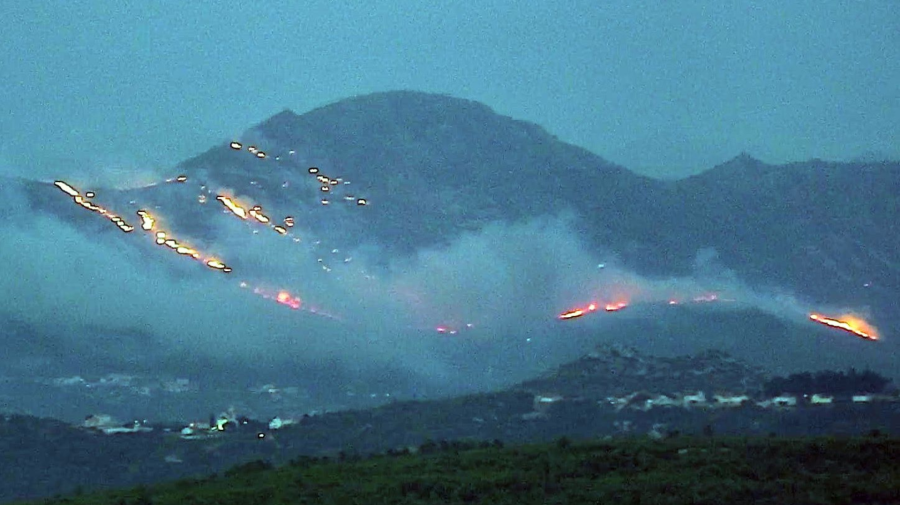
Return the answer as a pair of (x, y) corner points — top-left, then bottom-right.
(54, 181), (134, 233)
(216, 196), (248, 220)
(809, 313), (878, 341)
(558, 303), (598, 320)
(138, 209), (232, 273)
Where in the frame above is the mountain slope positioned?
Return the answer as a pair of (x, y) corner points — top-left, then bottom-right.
(173, 92), (900, 313)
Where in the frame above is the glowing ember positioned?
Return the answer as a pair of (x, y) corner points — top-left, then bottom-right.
(175, 175), (187, 182)
(230, 141), (242, 150)
(54, 181), (79, 197)
(216, 196), (248, 219)
(605, 302), (628, 312)
(54, 181), (133, 232)
(809, 313), (878, 341)
(206, 259), (231, 272)
(559, 308), (585, 320)
(275, 290), (302, 309)
(136, 210), (155, 231)
(249, 206), (271, 223)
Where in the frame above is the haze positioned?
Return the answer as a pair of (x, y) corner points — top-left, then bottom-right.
(2, 1), (898, 182)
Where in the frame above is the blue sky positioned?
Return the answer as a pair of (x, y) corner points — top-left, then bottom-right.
(2, 1), (898, 181)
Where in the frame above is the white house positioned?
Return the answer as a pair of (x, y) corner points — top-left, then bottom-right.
(268, 417), (297, 430)
(852, 394), (872, 403)
(772, 395), (798, 407)
(810, 394), (833, 405)
(650, 395), (681, 408)
(100, 421), (152, 435)
(533, 394), (564, 412)
(83, 414), (117, 429)
(683, 392), (707, 407)
(604, 395), (629, 411)
(714, 395), (750, 407)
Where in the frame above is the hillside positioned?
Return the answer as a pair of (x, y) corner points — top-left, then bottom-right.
(24, 91), (895, 328)
(2, 343), (898, 503)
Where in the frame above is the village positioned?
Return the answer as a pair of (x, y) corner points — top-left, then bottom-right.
(78, 387), (899, 438)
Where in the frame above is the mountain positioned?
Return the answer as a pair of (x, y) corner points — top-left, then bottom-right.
(171, 91), (900, 317)
(5, 90), (899, 411)
(19, 91), (899, 312)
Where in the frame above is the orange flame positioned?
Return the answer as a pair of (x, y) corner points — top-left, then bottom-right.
(559, 308), (585, 320)
(558, 302), (599, 320)
(275, 290), (302, 309)
(55, 181), (133, 232)
(809, 313), (878, 341)
(605, 302), (628, 312)
(216, 196), (248, 219)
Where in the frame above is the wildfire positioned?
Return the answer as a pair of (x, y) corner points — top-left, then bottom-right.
(604, 302), (628, 312)
(249, 205), (270, 223)
(136, 210), (155, 231)
(275, 290), (302, 309)
(54, 181), (133, 232)
(558, 303), (599, 320)
(809, 313), (878, 341)
(206, 259), (232, 273)
(140, 211), (231, 272)
(216, 195), (248, 219)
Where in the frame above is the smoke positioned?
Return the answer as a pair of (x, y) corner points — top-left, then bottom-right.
(0, 174), (891, 416)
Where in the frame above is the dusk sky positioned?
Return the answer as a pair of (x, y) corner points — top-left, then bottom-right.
(2, 1), (897, 182)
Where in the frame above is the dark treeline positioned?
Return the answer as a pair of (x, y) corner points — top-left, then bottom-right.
(25, 435), (900, 505)
(763, 368), (892, 397)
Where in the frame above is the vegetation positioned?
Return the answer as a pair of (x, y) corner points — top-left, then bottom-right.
(763, 369), (893, 397)
(20, 435), (900, 505)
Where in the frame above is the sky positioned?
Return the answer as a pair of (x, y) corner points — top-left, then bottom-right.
(1, 1), (898, 181)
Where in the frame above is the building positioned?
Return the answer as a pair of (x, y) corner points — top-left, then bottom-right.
(682, 392), (707, 407)
(810, 394), (833, 405)
(772, 395), (798, 407)
(713, 395), (750, 407)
